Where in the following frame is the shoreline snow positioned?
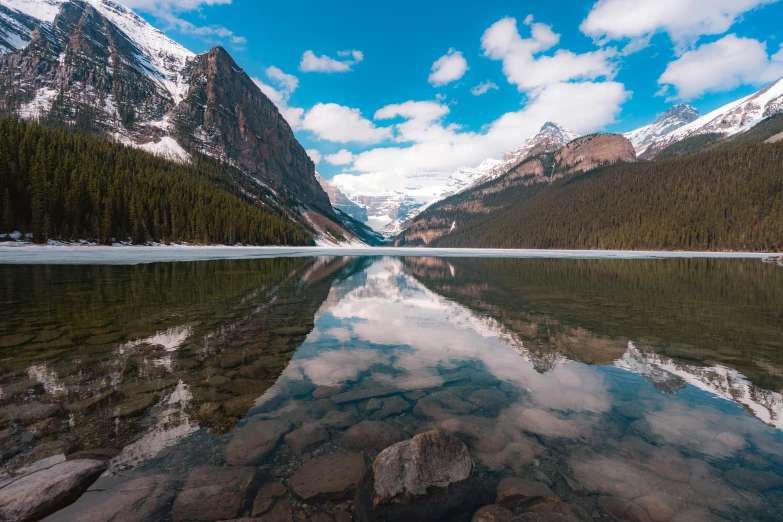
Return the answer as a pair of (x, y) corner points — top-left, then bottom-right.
(0, 244), (778, 265)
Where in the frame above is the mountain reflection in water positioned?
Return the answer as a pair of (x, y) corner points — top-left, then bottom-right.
(0, 256), (781, 521)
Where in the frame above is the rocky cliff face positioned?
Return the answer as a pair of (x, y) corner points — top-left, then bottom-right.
(316, 173), (367, 222)
(624, 104), (700, 158)
(172, 47), (333, 216)
(397, 133), (636, 246)
(0, 0), (339, 231)
(554, 133), (636, 174)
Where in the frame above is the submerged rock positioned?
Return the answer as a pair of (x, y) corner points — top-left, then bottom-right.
(496, 478), (559, 510)
(597, 496), (652, 522)
(70, 474), (179, 522)
(472, 504), (514, 521)
(224, 418), (292, 466)
(357, 430), (476, 521)
(284, 423), (329, 458)
(289, 453), (366, 502)
(342, 420), (407, 453)
(0, 459), (107, 521)
(172, 465), (260, 521)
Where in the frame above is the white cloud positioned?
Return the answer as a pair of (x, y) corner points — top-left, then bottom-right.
(252, 66), (304, 129)
(299, 50), (364, 73)
(265, 66), (298, 93)
(302, 103), (392, 144)
(481, 17), (617, 93)
(333, 81), (629, 195)
(330, 15), (629, 197)
(471, 81), (499, 96)
(306, 149), (322, 165)
(124, 0), (246, 47)
(428, 49), (469, 86)
(580, 0), (780, 52)
(325, 149), (357, 165)
(658, 34), (783, 100)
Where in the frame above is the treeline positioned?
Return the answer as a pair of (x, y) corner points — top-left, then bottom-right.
(0, 118), (313, 245)
(403, 141), (783, 251)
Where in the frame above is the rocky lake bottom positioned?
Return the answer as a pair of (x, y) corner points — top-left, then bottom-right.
(0, 256), (781, 521)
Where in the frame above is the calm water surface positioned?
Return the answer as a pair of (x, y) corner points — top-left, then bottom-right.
(1, 256), (782, 521)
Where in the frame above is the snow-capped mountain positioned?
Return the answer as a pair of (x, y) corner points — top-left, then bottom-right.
(626, 77), (783, 158)
(470, 122), (580, 189)
(0, 0), (357, 241)
(332, 122), (577, 237)
(624, 104), (700, 158)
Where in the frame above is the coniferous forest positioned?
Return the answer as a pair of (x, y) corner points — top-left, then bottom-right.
(0, 118), (314, 245)
(400, 140), (783, 251)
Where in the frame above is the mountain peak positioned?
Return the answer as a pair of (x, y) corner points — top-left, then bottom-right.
(658, 104), (700, 123)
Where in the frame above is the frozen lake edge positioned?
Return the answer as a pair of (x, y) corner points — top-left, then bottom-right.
(0, 245), (779, 265)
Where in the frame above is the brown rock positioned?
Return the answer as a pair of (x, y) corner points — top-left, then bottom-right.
(723, 468), (783, 491)
(473, 504), (514, 522)
(597, 496), (652, 522)
(634, 493), (681, 522)
(715, 432), (749, 451)
(68, 390), (119, 415)
(510, 514), (583, 521)
(516, 409), (578, 438)
(467, 389), (510, 410)
(371, 396), (411, 420)
(284, 424), (329, 458)
(342, 421), (407, 453)
(0, 402), (61, 426)
(440, 416), (506, 453)
(252, 482), (288, 516)
(318, 410), (359, 429)
(526, 501), (573, 514)
(413, 390), (478, 418)
(66, 448), (121, 461)
(223, 395), (260, 418)
(172, 465), (260, 522)
(496, 478), (559, 510)
(554, 133), (636, 175)
(70, 474), (178, 522)
(0, 459), (107, 522)
(288, 453), (366, 502)
(331, 386), (399, 404)
(224, 418), (292, 466)
(113, 393), (159, 418)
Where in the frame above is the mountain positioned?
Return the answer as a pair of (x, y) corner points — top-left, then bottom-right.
(627, 77), (783, 159)
(0, 0), (364, 243)
(331, 122), (577, 237)
(397, 136), (783, 251)
(316, 173), (367, 223)
(624, 104), (700, 158)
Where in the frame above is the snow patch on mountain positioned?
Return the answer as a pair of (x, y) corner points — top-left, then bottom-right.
(1, 0), (64, 22)
(627, 77), (783, 157)
(624, 104), (700, 157)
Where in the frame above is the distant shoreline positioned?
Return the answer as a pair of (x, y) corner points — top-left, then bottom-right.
(0, 244), (779, 265)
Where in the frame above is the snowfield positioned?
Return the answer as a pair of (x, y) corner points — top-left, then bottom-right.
(0, 245), (776, 265)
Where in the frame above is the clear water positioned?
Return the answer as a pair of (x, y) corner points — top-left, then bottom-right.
(1, 256), (782, 521)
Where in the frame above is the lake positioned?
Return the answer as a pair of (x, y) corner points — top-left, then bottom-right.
(0, 255), (782, 521)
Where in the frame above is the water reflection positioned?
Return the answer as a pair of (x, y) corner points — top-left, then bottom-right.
(0, 256), (780, 521)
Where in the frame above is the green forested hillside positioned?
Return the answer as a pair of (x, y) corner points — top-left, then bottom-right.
(398, 141), (783, 251)
(0, 118), (314, 245)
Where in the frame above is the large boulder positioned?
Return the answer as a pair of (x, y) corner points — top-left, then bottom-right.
(171, 465), (260, 521)
(288, 453), (366, 502)
(0, 459), (107, 521)
(224, 417), (292, 466)
(357, 430), (477, 521)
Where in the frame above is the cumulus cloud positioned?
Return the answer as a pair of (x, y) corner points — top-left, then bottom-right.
(306, 149), (322, 165)
(330, 16), (629, 196)
(302, 103), (392, 143)
(252, 66), (304, 129)
(428, 49), (469, 86)
(580, 0), (780, 52)
(300, 50), (364, 73)
(482, 17), (617, 93)
(471, 80), (499, 96)
(325, 149), (357, 165)
(658, 34), (783, 100)
(123, 0), (246, 47)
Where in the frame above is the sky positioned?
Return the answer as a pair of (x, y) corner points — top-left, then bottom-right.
(126, 0), (783, 192)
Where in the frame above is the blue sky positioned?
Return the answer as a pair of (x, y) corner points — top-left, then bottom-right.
(128, 0), (783, 190)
